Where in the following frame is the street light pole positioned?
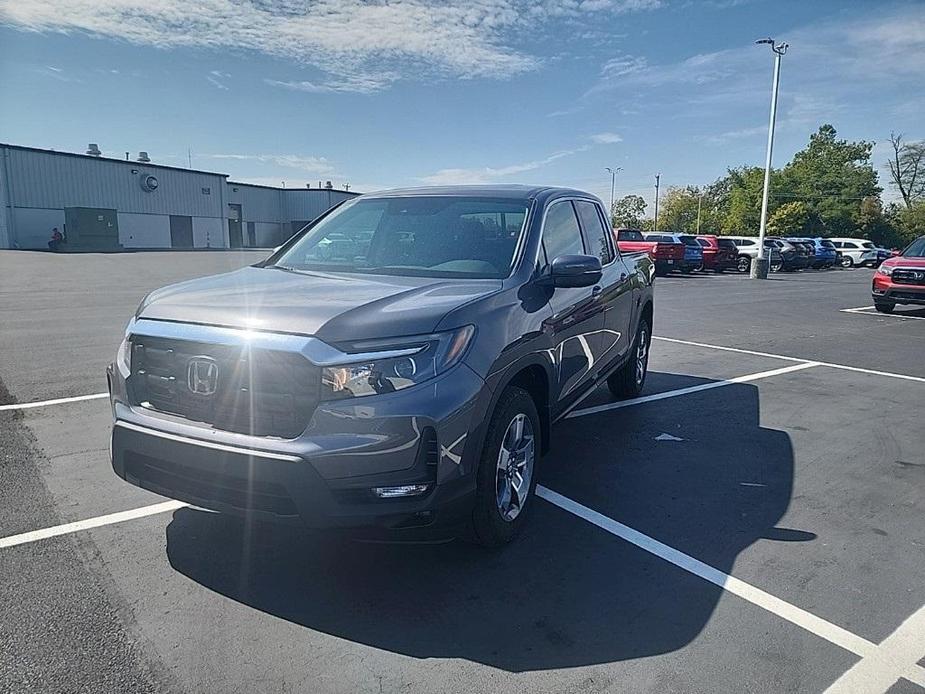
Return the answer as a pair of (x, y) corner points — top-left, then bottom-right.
(605, 167), (622, 214)
(696, 192), (703, 234)
(752, 37), (788, 280)
(653, 173), (661, 232)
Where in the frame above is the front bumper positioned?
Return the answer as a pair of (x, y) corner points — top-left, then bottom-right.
(872, 274), (925, 305)
(108, 361), (487, 537)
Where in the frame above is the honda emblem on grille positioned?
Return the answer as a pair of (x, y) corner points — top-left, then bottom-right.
(187, 357), (219, 395)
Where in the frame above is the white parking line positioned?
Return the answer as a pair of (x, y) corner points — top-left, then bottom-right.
(840, 306), (925, 321)
(537, 486), (925, 692)
(2, 481), (924, 691)
(567, 362), (820, 419)
(0, 392), (108, 411)
(0, 500), (187, 549)
(653, 336), (925, 384)
(823, 605), (925, 692)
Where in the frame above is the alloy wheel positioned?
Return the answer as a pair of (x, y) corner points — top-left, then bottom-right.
(495, 413), (535, 522)
(635, 326), (649, 386)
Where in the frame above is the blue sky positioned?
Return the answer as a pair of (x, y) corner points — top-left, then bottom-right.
(1, 0), (923, 210)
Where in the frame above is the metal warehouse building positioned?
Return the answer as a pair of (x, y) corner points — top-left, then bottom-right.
(0, 143), (358, 251)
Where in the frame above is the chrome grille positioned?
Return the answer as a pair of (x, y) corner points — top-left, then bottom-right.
(892, 269), (925, 286)
(127, 336), (319, 438)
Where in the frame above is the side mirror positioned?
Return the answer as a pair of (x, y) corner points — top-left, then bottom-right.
(543, 254), (603, 288)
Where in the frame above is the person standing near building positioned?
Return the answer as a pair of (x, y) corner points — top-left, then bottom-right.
(48, 227), (63, 251)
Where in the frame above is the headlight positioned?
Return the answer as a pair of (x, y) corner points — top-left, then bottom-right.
(321, 325), (475, 400)
(116, 335), (132, 373)
(877, 265), (893, 276)
(115, 318), (136, 375)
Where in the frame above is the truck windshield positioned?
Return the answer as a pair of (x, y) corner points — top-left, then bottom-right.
(272, 196), (528, 279)
(903, 237), (925, 257)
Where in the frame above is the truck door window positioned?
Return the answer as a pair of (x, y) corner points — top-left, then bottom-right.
(542, 201), (585, 264)
(574, 200), (614, 264)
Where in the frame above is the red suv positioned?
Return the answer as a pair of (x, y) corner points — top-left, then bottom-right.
(695, 235), (738, 273)
(872, 236), (925, 313)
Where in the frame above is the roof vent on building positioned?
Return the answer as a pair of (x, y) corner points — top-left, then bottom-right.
(86, 143), (101, 157)
(136, 151), (151, 163)
(324, 180), (333, 190)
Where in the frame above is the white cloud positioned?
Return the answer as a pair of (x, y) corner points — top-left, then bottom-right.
(590, 132), (622, 144)
(207, 153), (336, 176)
(206, 70), (230, 90)
(0, 0), (658, 93)
(419, 145), (592, 185)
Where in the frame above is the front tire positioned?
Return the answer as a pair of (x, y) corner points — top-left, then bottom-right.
(608, 317), (651, 399)
(874, 301), (895, 314)
(736, 256), (751, 273)
(471, 386), (540, 547)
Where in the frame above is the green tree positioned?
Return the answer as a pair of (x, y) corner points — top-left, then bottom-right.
(767, 201), (814, 236)
(611, 194), (647, 228)
(891, 202), (925, 246)
(778, 124), (881, 235)
(657, 186), (700, 232)
(721, 166), (771, 234)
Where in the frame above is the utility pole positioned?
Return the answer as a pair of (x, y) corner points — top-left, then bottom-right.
(653, 173), (661, 232)
(696, 192), (704, 234)
(605, 167), (622, 214)
(752, 37), (788, 279)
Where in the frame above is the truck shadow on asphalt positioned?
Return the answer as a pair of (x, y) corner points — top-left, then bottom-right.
(165, 374), (811, 672)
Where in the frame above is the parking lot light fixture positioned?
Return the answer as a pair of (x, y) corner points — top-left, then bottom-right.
(752, 37), (788, 280)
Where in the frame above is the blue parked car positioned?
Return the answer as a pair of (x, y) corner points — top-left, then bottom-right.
(645, 233), (703, 272)
(786, 237), (838, 269)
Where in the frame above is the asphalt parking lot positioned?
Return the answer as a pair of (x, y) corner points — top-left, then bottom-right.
(1, 251), (923, 694)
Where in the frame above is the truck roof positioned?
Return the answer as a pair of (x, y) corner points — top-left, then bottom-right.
(360, 184), (593, 201)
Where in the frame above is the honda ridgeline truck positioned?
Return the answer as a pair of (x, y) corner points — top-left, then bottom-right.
(108, 186), (654, 546)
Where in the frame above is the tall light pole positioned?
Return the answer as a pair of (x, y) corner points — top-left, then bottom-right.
(653, 173), (661, 232)
(696, 191), (704, 234)
(752, 37), (788, 279)
(605, 167), (622, 213)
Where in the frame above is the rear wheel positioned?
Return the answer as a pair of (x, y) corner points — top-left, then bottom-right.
(736, 256), (751, 273)
(841, 255), (853, 268)
(874, 301), (895, 314)
(471, 387), (540, 547)
(608, 318), (651, 399)
(770, 259), (783, 272)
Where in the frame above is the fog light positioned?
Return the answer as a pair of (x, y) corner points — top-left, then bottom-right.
(372, 484), (429, 499)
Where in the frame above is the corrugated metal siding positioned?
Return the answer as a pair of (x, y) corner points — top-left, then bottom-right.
(226, 184), (283, 223)
(283, 189), (356, 222)
(6, 147), (225, 217)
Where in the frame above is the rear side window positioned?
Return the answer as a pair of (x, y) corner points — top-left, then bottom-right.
(542, 201), (585, 263)
(718, 239), (736, 249)
(739, 239), (755, 246)
(574, 200), (614, 264)
(821, 241), (835, 249)
(696, 238), (710, 247)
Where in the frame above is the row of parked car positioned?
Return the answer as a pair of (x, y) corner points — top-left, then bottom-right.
(614, 229), (891, 276)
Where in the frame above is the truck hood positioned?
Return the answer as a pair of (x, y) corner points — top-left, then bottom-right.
(137, 266), (502, 342)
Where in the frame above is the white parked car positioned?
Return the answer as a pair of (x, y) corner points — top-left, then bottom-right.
(829, 238), (879, 268)
(725, 235), (783, 273)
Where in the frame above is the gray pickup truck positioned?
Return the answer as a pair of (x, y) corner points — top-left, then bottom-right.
(108, 185), (654, 545)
